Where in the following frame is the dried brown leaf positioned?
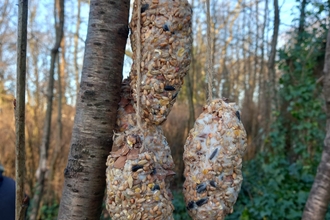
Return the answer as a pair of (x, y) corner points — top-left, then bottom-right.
(119, 97), (130, 105)
(127, 148), (139, 160)
(124, 104), (135, 114)
(121, 144), (130, 156)
(111, 148), (124, 158)
(113, 155), (127, 169)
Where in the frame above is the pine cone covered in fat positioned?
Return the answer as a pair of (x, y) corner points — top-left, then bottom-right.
(183, 99), (247, 220)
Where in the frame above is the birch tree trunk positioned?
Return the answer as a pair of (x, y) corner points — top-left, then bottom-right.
(57, 1), (130, 219)
(302, 26), (330, 220)
(29, 0), (64, 219)
(15, 0), (28, 219)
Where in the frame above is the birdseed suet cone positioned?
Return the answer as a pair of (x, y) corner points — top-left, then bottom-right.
(129, 0), (193, 125)
(106, 126), (176, 220)
(183, 99), (247, 220)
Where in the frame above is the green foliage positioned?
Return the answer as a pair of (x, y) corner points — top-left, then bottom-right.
(100, 199), (111, 220)
(226, 2), (329, 219)
(39, 201), (59, 220)
(172, 190), (192, 220)
(226, 153), (320, 220)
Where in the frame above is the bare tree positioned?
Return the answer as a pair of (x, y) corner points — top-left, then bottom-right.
(302, 26), (330, 220)
(186, 0), (195, 129)
(29, 0), (64, 219)
(258, 0), (269, 151)
(268, 0), (279, 109)
(27, 3), (41, 190)
(15, 0), (28, 219)
(58, 1), (130, 219)
(47, 44), (64, 200)
(74, 0), (81, 96)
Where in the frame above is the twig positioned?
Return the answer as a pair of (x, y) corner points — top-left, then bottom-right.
(316, 75), (324, 84)
(206, 0), (213, 103)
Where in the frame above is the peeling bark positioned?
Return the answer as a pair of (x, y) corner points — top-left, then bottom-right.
(57, 1), (130, 219)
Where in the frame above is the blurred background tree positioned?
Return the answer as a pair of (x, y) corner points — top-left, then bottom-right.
(0, 0), (330, 219)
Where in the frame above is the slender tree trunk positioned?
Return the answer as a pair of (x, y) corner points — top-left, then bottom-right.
(241, 0), (247, 94)
(250, 0), (259, 155)
(58, 1), (130, 219)
(59, 32), (67, 103)
(216, 0), (242, 99)
(186, 69), (195, 129)
(28, 5), (41, 185)
(186, 0), (195, 129)
(302, 26), (330, 220)
(47, 48), (63, 197)
(298, 0), (307, 41)
(268, 0), (279, 109)
(30, 39), (40, 178)
(29, 0), (64, 219)
(74, 0), (81, 96)
(259, 0), (269, 152)
(15, 1), (28, 219)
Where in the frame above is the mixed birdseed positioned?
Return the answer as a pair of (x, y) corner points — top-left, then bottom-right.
(106, 127), (175, 220)
(183, 99), (247, 220)
(104, 0), (247, 219)
(106, 0), (192, 216)
(129, 0), (193, 125)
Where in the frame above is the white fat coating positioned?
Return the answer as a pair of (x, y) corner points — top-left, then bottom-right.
(183, 99), (247, 220)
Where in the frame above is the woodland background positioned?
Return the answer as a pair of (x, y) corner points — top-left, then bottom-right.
(1, 0), (330, 219)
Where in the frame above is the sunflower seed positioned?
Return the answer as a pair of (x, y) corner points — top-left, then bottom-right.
(152, 184), (160, 191)
(186, 201), (195, 210)
(209, 180), (217, 188)
(196, 183), (207, 193)
(132, 164), (144, 172)
(236, 110), (241, 121)
(209, 148), (218, 160)
(196, 198), (208, 207)
(141, 4), (149, 13)
(164, 85), (176, 91)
